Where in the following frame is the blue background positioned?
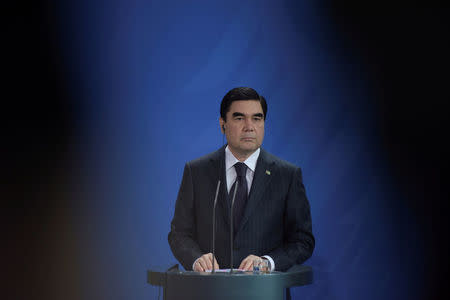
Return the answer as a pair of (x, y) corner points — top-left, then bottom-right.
(5, 1), (448, 300)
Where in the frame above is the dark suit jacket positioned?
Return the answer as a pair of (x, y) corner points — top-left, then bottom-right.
(168, 146), (314, 271)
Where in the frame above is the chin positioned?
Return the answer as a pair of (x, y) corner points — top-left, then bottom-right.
(240, 145), (258, 152)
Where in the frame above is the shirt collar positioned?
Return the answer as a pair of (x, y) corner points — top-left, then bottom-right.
(225, 146), (260, 172)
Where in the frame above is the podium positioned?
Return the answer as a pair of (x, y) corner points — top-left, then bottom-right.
(147, 265), (313, 300)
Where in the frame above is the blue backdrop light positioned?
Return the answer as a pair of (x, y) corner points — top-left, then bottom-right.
(56, 1), (424, 299)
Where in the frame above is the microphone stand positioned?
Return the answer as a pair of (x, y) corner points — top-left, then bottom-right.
(211, 180), (221, 273)
(229, 180), (238, 274)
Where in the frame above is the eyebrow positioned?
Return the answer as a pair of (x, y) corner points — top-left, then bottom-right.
(232, 112), (245, 118)
(232, 112), (264, 118)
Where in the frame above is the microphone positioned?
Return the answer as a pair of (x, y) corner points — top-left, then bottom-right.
(229, 180), (238, 273)
(211, 180), (221, 273)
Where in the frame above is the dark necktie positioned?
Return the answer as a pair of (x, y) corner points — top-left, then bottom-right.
(231, 162), (248, 235)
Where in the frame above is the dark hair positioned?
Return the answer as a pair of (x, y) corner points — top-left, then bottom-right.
(220, 87), (267, 121)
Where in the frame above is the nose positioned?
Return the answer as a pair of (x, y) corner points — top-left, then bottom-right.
(243, 117), (255, 131)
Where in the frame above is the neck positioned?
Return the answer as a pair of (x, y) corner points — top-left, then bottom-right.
(228, 147), (256, 162)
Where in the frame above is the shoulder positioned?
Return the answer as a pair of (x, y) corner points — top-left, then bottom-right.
(186, 146), (224, 168)
(260, 148), (300, 171)
(259, 148), (302, 179)
(260, 149), (305, 184)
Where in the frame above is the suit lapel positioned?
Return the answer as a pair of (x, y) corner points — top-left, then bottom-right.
(236, 148), (274, 234)
(209, 146), (230, 228)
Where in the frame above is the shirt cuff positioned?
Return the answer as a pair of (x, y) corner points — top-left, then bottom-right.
(262, 255), (275, 271)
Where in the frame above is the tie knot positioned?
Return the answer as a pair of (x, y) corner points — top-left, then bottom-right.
(234, 162), (247, 178)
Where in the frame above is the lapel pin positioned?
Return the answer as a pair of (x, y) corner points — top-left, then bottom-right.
(265, 170), (271, 175)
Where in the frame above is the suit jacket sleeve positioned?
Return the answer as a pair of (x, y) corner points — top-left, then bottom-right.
(266, 167), (315, 271)
(168, 163), (203, 270)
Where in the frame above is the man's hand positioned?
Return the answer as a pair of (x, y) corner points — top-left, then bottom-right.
(193, 253), (220, 272)
(239, 255), (263, 271)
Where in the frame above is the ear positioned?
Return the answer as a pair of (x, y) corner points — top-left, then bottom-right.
(219, 117), (225, 134)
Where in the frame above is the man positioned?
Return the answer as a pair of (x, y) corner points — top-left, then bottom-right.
(168, 87), (314, 272)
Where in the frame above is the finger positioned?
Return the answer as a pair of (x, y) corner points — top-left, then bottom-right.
(198, 258), (208, 272)
(196, 260), (205, 272)
(194, 260), (204, 272)
(245, 256), (260, 271)
(243, 258), (253, 271)
(238, 258), (246, 270)
(239, 254), (259, 270)
(239, 256), (250, 270)
(205, 253), (213, 270)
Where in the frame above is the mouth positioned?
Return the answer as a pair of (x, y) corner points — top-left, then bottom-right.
(241, 137), (256, 141)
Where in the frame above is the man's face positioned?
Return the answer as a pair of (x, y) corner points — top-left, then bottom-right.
(220, 100), (265, 160)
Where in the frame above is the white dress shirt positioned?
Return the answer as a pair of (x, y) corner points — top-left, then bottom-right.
(224, 146), (259, 194)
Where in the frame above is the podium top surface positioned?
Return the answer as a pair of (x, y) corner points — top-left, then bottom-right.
(148, 265), (313, 289)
